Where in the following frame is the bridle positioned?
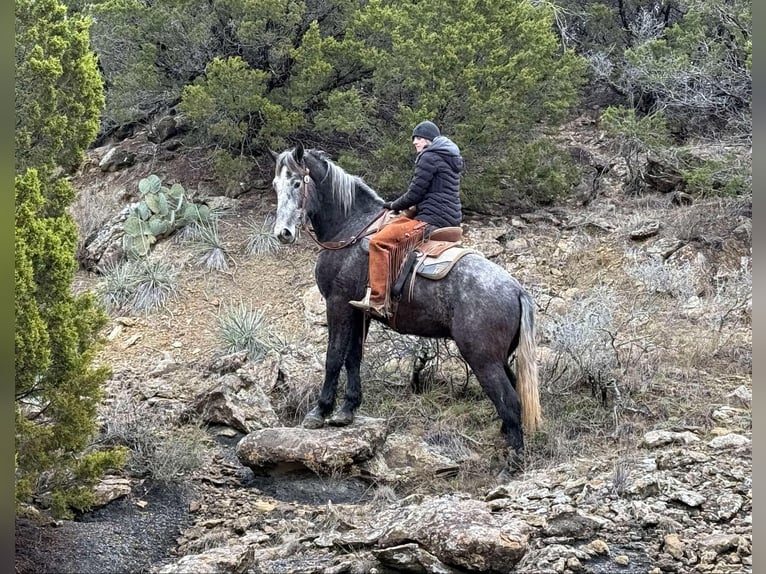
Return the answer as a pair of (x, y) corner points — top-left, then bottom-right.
(298, 166), (385, 251)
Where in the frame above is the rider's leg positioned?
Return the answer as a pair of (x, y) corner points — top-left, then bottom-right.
(350, 217), (424, 315)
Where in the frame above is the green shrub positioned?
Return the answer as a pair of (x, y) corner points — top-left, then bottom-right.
(601, 106), (671, 194)
(463, 138), (582, 210)
(679, 157), (749, 197)
(211, 149), (255, 197)
(15, 0), (125, 517)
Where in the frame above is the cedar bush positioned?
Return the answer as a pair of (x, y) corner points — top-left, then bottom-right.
(79, 0), (587, 206)
(15, 0), (126, 518)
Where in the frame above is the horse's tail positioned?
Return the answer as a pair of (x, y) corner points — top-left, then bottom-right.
(516, 290), (542, 431)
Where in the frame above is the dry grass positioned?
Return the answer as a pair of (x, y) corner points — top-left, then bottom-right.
(525, 193), (752, 471)
(271, 368), (320, 425)
(99, 391), (214, 484)
(69, 183), (125, 248)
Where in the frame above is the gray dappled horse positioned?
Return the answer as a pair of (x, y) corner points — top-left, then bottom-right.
(271, 143), (541, 467)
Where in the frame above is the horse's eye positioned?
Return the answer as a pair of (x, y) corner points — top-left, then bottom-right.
(293, 181), (301, 189)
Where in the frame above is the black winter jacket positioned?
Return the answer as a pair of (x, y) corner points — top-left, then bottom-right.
(390, 136), (463, 228)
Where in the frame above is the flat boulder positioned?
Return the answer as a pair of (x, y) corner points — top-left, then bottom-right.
(236, 416), (388, 475)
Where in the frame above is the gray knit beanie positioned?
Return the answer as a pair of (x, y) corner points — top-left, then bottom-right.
(412, 120), (440, 141)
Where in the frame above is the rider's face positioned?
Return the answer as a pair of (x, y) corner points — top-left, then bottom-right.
(412, 136), (430, 153)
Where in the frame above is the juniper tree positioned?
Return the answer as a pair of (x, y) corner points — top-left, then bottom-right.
(74, 0), (586, 203)
(15, 0), (126, 518)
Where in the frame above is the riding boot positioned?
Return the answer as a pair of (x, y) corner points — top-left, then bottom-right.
(349, 287), (387, 317)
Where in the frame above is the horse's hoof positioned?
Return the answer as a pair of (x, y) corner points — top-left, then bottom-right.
(505, 448), (525, 474)
(302, 410), (325, 429)
(327, 410), (354, 426)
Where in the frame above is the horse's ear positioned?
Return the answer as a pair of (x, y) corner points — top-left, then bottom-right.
(294, 141), (305, 163)
(268, 149), (279, 163)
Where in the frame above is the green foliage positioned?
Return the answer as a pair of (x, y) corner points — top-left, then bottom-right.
(46, 448), (129, 518)
(312, 88), (373, 135)
(463, 138), (583, 210)
(88, 0), (217, 129)
(677, 155), (749, 197)
(15, 0), (104, 176)
(627, 0), (750, 130)
(89, 0), (585, 205)
(349, 0), (588, 201)
(15, 0), (125, 517)
(180, 55), (302, 152)
(577, 0), (751, 137)
(211, 149), (255, 197)
(82, 0), (751, 207)
(15, 170), (118, 515)
(176, 50), (303, 189)
(601, 105), (749, 197)
(601, 106), (671, 193)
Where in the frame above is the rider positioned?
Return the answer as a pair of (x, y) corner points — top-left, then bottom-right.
(349, 120), (464, 317)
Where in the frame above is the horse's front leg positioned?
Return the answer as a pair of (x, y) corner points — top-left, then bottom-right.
(328, 311), (368, 426)
(302, 300), (355, 429)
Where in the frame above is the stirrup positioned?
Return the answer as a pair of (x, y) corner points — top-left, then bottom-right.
(349, 288), (386, 317)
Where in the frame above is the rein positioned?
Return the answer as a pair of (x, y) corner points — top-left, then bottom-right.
(300, 167), (386, 251)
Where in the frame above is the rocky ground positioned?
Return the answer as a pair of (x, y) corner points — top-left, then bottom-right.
(15, 116), (752, 574)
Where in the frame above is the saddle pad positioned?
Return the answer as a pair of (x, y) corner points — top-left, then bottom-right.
(415, 246), (479, 280)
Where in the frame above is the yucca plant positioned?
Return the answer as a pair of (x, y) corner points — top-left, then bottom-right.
(98, 260), (141, 313)
(174, 202), (228, 243)
(129, 259), (179, 314)
(245, 215), (281, 257)
(191, 221), (232, 272)
(217, 301), (281, 361)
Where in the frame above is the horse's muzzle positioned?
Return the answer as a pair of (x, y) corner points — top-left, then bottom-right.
(276, 228), (295, 244)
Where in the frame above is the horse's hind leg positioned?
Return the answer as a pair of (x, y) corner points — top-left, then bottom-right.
(472, 362), (524, 454)
(455, 338), (524, 463)
(328, 314), (367, 426)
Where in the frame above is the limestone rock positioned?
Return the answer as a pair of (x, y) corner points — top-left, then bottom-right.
(188, 373), (280, 433)
(708, 433), (750, 450)
(236, 416), (388, 474)
(373, 494), (528, 572)
(155, 544), (250, 574)
(92, 476), (133, 507)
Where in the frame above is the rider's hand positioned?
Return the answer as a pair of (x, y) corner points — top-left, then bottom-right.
(382, 201), (393, 210)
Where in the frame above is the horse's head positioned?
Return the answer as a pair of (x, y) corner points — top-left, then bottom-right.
(271, 142), (312, 244)
(270, 143), (379, 244)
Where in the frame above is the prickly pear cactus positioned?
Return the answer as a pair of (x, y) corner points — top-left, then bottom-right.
(122, 174), (204, 259)
(122, 213), (155, 258)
